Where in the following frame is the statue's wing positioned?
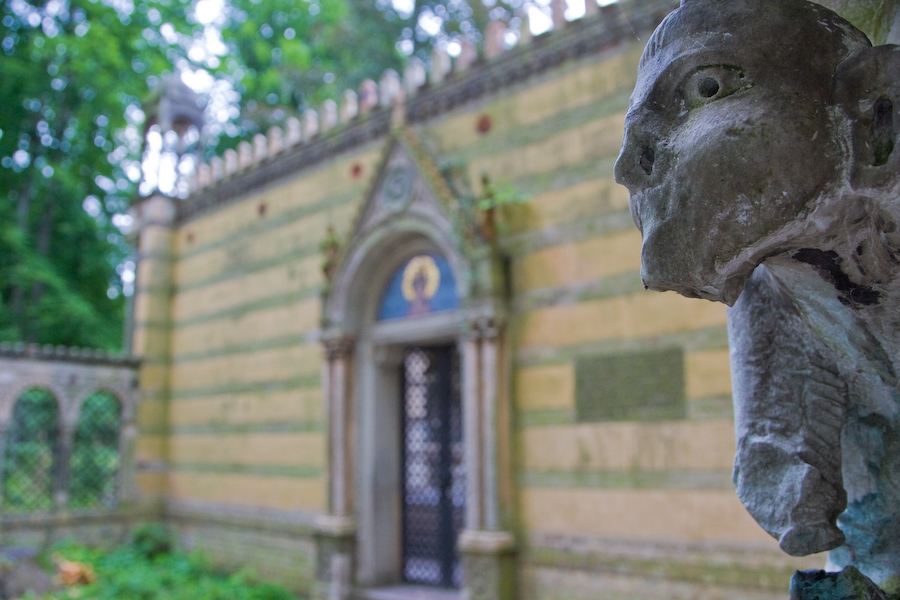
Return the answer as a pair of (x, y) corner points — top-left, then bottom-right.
(728, 264), (848, 556)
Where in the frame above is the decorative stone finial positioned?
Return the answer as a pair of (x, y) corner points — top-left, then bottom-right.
(197, 163), (211, 187)
(550, 0), (566, 29)
(285, 117), (302, 146)
(267, 126), (283, 155)
(224, 148), (238, 175)
(518, 9), (532, 44)
(379, 69), (401, 107)
(237, 141), (252, 170)
(358, 79), (379, 115)
(210, 156), (223, 181)
(321, 99), (338, 132)
(484, 21), (506, 59)
(431, 48), (451, 85)
(252, 133), (267, 163)
(614, 0), (900, 597)
(403, 58), (427, 96)
(455, 37), (477, 72)
(339, 90), (358, 123)
(302, 109), (319, 140)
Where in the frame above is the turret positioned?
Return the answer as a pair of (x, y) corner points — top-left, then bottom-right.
(139, 71), (206, 198)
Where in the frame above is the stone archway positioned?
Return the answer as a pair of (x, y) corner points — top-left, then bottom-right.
(315, 131), (515, 600)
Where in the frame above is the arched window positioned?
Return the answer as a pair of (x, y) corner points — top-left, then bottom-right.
(69, 391), (121, 509)
(2, 388), (60, 512)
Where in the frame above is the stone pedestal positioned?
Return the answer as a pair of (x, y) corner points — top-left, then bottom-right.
(459, 530), (516, 600)
(313, 515), (356, 600)
(790, 567), (891, 600)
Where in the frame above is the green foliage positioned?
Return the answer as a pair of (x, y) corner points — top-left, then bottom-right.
(477, 174), (529, 210)
(2, 388), (59, 512)
(26, 538), (301, 600)
(0, 0), (522, 351)
(129, 524), (173, 560)
(0, 0), (193, 349)
(209, 0), (405, 149)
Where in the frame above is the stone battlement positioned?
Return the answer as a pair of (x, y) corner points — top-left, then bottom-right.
(178, 0), (677, 223)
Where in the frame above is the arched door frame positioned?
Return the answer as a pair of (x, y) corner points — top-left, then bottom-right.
(316, 131), (515, 600)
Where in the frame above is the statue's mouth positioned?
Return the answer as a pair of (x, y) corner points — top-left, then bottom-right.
(628, 191), (644, 234)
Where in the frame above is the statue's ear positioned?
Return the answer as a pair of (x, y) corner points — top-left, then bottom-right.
(835, 46), (900, 191)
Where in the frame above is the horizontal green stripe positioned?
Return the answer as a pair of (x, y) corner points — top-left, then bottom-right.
(177, 187), (362, 261)
(133, 285), (173, 295)
(526, 547), (796, 593)
(519, 408), (577, 427)
(136, 249), (175, 261)
(513, 271), (645, 314)
(172, 57), (632, 267)
(175, 240), (322, 294)
(442, 89), (632, 168)
(502, 204), (634, 258)
(133, 320), (172, 331)
(173, 287), (320, 330)
(141, 421), (324, 436)
(170, 374), (320, 401)
(169, 463), (322, 479)
(514, 325), (730, 369)
(688, 395), (734, 420)
(171, 334), (311, 365)
(520, 469), (734, 491)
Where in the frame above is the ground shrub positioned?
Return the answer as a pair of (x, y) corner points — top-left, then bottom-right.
(22, 532), (301, 600)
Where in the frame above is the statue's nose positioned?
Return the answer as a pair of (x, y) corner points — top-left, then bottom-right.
(614, 119), (657, 192)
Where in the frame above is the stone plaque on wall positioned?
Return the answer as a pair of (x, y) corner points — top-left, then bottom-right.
(575, 348), (685, 422)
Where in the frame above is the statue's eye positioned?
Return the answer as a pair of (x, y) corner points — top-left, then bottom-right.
(698, 78), (720, 98)
(682, 65), (751, 109)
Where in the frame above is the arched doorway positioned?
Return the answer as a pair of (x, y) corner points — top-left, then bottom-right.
(316, 131), (515, 600)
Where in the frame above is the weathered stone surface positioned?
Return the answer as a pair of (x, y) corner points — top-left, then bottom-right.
(790, 567), (889, 600)
(615, 0), (900, 594)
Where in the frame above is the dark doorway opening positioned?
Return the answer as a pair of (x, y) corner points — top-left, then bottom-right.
(400, 345), (465, 588)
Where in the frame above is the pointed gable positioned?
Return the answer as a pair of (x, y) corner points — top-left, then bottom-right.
(321, 128), (505, 333)
(343, 128), (468, 256)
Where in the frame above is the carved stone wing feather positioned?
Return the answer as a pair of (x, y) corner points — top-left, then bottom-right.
(728, 265), (848, 556)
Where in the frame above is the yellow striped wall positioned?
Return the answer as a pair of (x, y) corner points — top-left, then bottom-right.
(144, 33), (780, 562)
(142, 144), (383, 513)
(410, 39), (763, 550)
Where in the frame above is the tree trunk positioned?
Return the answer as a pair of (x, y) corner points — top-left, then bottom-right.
(26, 196), (54, 343)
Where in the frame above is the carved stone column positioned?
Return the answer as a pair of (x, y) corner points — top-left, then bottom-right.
(55, 425), (75, 509)
(314, 334), (356, 600)
(0, 423), (6, 543)
(459, 317), (516, 600)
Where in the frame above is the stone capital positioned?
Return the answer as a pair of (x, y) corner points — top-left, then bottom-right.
(458, 529), (516, 554)
(314, 514), (357, 538)
(322, 334), (355, 361)
(132, 194), (177, 231)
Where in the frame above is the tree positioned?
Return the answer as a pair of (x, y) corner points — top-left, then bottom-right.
(0, 0), (190, 349)
(0, 0), (528, 350)
(203, 0), (406, 150)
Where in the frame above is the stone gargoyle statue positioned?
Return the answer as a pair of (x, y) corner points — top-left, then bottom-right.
(614, 0), (900, 597)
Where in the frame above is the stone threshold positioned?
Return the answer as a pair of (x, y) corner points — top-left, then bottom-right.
(359, 584), (460, 600)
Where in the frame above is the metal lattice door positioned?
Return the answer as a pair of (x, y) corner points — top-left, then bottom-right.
(401, 345), (464, 588)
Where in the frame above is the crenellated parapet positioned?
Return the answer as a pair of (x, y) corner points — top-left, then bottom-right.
(0, 341), (139, 368)
(179, 0), (678, 223)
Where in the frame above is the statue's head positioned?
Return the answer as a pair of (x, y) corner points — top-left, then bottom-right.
(613, 0), (900, 305)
